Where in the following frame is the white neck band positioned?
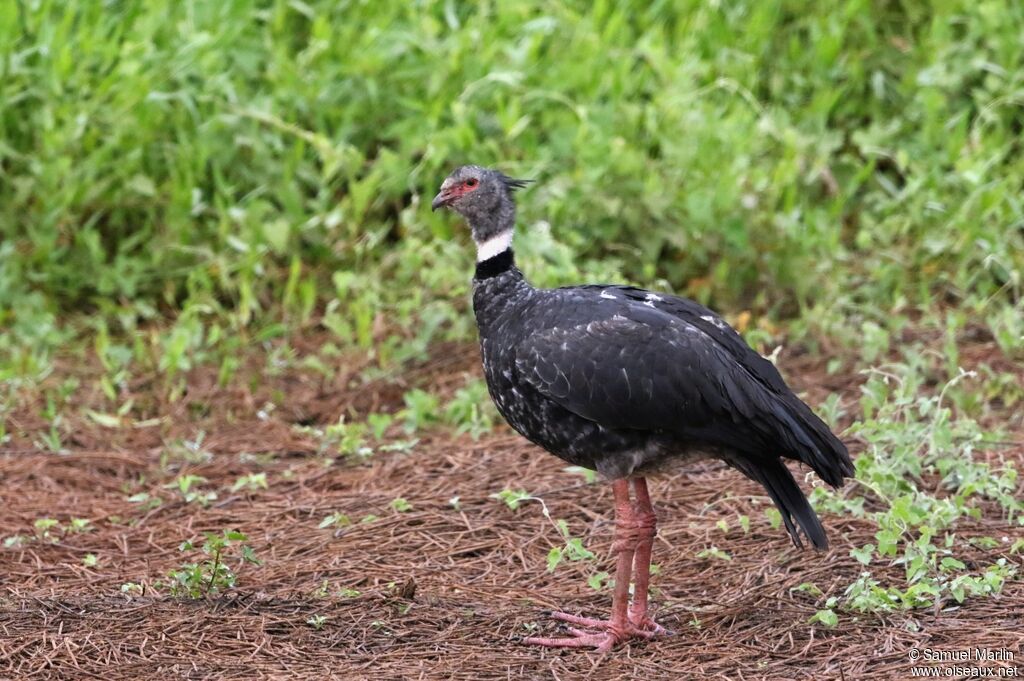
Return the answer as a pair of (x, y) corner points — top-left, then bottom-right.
(475, 230), (513, 262)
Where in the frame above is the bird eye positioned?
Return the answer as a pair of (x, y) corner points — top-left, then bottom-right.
(466, 178), (478, 187)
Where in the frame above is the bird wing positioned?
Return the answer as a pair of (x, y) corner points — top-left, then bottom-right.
(515, 305), (771, 435)
(569, 285), (790, 394)
(515, 297), (850, 485)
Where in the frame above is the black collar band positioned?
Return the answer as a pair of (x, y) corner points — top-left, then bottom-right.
(475, 249), (515, 280)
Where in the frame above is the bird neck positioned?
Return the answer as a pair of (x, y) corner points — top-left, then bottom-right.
(472, 248), (530, 336)
(468, 192), (519, 279)
(475, 246), (515, 280)
(475, 229), (513, 263)
(467, 191), (516, 258)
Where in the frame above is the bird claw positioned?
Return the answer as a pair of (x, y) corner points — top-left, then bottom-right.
(631, 617), (673, 637)
(523, 628), (622, 653)
(548, 611), (610, 629)
(523, 610), (669, 650)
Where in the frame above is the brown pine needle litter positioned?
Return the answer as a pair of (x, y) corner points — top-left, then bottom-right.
(1, 343), (1021, 680)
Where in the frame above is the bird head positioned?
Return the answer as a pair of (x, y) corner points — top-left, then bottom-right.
(431, 165), (531, 247)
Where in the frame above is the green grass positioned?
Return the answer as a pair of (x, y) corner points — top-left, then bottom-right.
(1, 0), (1022, 624)
(2, 1), (1022, 370)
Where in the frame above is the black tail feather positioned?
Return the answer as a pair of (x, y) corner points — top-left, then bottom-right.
(730, 456), (828, 550)
(776, 396), (854, 489)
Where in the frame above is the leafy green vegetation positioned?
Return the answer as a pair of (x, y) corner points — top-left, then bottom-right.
(810, 363), (1020, 616)
(164, 530), (261, 598)
(4, 516), (92, 548)
(3, 2), (1021, 379)
(306, 614), (329, 630)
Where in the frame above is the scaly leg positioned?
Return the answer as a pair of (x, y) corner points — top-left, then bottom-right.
(628, 477), (669, 634)
(523, 479), (639, 652)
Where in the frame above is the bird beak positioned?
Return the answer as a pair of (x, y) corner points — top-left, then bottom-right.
(431, 191), (450, 212)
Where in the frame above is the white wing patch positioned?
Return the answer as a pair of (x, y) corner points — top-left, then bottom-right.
(700, 314), (729, 330)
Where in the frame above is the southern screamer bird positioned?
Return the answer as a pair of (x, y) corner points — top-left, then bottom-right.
(431, 165), (853, 652)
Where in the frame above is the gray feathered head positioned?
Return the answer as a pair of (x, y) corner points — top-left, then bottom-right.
(431, 165), (531, 243)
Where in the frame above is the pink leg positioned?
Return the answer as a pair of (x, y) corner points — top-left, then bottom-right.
(628, 477), (669, 634)
(523, 479), (638, 652)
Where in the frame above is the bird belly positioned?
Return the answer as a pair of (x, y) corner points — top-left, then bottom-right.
(483, 364), (626, 468)
(483, 359), (713, 477)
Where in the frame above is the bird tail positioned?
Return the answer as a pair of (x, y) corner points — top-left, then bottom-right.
(729, 456), (828, 550)
(773, 397), (854, 489)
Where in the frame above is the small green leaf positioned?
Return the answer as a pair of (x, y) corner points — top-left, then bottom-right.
(875, 529), (900, 556)
(306, 614), (328, 630)
(367, 413), (394, 439)
(263, 218), (292, 253)
(950, 581), (966, 603)
(564, 538), (595, 562)
(968, 536), (999, 549)
(809, 609), (838, 627)
(563, 466), (598, 484)
(319, 512), (351, 529)
(586, 571), (610, 590)
(547, 546), (563, 572)
(126, 174), (156, 196)
(3, 535), (28, 548)
(85, 410), (122, 428)
(241, 545), (261, 565)
(231, 473), (268, 492)
(491, 488), (531, 510)
(696, 546), (732, 561)
(555, 519), (570, 538)
(850, 543), (875, 565)
(390, 497), (412, 512)
(792, 582), (823, 597)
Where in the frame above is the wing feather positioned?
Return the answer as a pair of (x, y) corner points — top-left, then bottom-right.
(548, 285), (853, 486)
(517, 311), (764, 435)
(516, 297), (851, 485)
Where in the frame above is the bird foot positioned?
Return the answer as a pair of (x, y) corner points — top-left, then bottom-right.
(550, 610), (666, 636)
(522, 611), (668, 651)
(523, 627), (626, 653)
(627, 608), (674, 636)
(629, 615), (673, 636)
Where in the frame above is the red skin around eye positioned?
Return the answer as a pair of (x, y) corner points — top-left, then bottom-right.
(449, 181), (478, 198)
